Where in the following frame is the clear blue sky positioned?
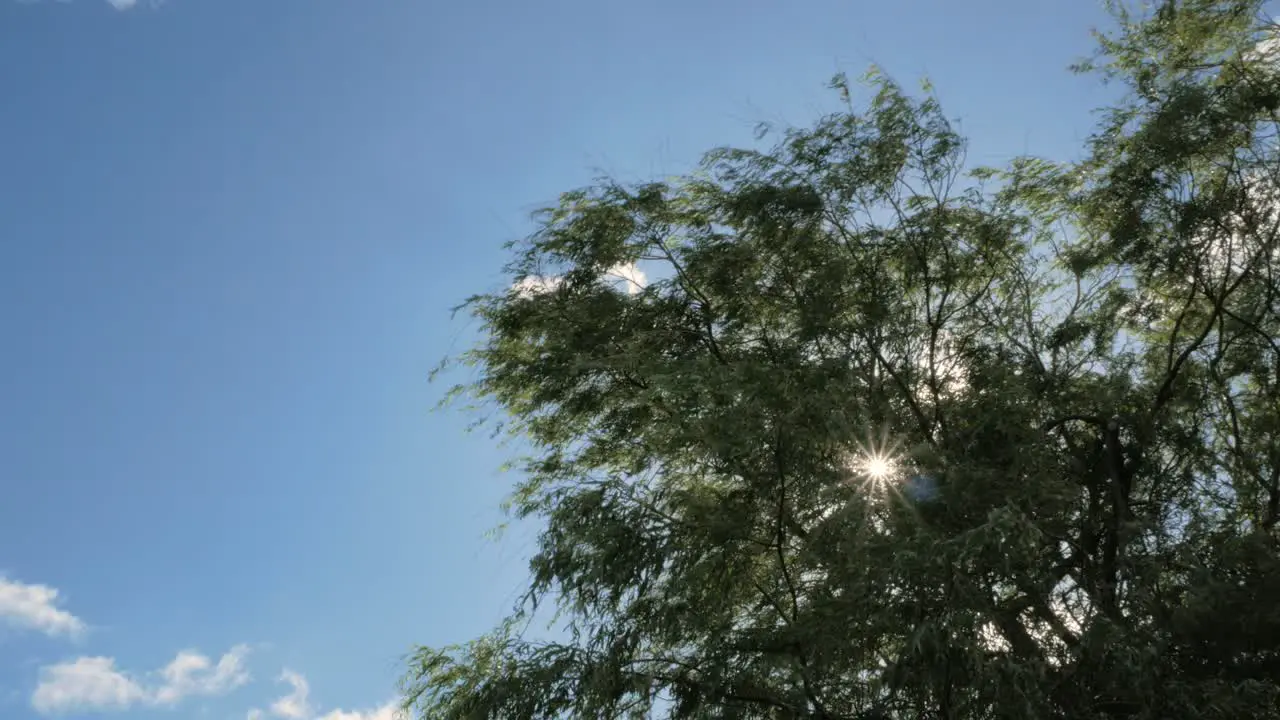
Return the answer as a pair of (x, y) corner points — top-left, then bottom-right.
(0, 1), (1113, 718)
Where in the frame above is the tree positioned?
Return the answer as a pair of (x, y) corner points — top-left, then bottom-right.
(403, 1), (1280, 717)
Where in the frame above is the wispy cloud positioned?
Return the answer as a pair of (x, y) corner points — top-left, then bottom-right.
(153, 646), (252, 705)
(248, 671), (401, 720)
(268, 670), (312, 719)
(0, 575), (86, 640)
(317, 701), (403, 720)
(13, 0), (153, 9)
(31, 645), (252, 716)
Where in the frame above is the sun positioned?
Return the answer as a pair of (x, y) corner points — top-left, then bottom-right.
(857, 453), (898, 487)
(846, 427), (904, 494)
(861, 454), (895, 480)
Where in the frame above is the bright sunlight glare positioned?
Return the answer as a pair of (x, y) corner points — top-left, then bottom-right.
(862, 454), (895, 480)
(847, 428), (905, 495)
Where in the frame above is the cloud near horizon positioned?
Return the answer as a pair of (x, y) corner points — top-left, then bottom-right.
(11, 0), (153, 9)
(314, 701), (403, 720)
(31, 644), (251, 715)
(248, 670), (402, 720)
(0, 575), (86, 640)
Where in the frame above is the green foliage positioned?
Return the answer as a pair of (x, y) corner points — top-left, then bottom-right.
(405, 2), (1280, 717)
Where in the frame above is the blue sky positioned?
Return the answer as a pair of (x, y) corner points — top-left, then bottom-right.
(0, 0), (1115, 718)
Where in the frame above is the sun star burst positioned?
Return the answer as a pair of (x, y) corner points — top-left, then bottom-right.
(847, 429), (904, 494)
(861, 454), (895, 480)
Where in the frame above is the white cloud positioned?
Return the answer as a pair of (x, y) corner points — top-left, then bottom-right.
(247, 672), (401, 720)
(511, 274), (564, 297)
(14, 0), (156, 10)
(31, 657), (146, 715)
(268, 670), (312, 719)
(606, 262), (647, 295)
(0, 576), (86, 639)
(317, 701), (403, 720)
(1246, 29), (1279, 65)
(30, 646), (252, 716)
(153, 645), (251, 705)
(511, 261), (648, 298)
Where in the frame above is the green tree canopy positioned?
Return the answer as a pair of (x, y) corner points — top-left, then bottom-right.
(405, 1), (1280, 717)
